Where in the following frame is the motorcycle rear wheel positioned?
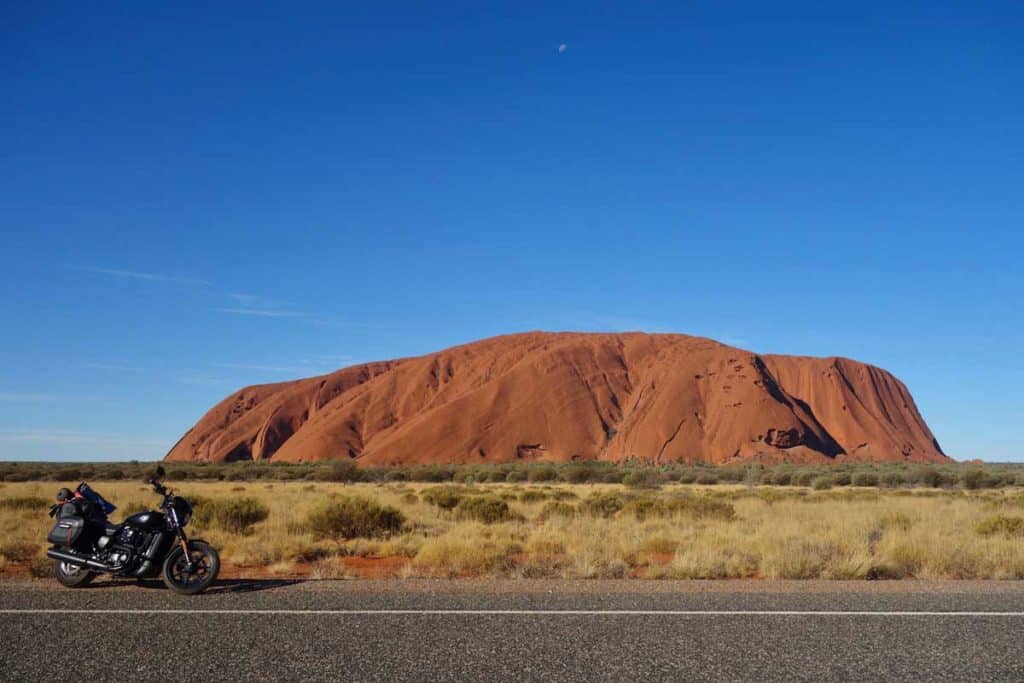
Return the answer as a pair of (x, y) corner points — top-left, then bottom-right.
(54, 560), (95, 588)
(162, 541), (219, 595)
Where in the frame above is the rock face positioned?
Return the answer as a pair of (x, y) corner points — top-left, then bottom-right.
(164, 332), (948, 465)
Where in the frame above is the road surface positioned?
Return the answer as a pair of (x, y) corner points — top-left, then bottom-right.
(2, 579), (1022, 681)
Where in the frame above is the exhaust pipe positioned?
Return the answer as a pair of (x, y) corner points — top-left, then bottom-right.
(47, 548), (112, 572)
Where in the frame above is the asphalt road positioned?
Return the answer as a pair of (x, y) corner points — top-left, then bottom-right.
(2, 579), (1023, 682)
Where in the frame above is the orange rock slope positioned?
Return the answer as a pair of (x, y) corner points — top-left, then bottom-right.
(164, 332), (948, 466)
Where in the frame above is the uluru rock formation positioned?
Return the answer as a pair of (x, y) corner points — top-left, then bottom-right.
(165, 332), (948, 466)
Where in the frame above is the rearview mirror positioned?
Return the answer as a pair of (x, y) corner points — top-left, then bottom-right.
(155, 465), (166, 479)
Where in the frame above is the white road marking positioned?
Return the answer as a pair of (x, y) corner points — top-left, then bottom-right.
(1, 609), (1022, 616)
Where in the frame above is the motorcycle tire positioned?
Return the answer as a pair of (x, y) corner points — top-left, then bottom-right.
(162, 540), (220, 595)
(54, 560), (96, 588)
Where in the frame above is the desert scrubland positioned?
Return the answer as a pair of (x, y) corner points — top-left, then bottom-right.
(3, 467), (1024, 581)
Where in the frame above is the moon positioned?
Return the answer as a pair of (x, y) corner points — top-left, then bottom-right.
(558, 44), (567, 54)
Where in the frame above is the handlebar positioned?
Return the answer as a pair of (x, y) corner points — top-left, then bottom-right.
(147, 476), (169, 497)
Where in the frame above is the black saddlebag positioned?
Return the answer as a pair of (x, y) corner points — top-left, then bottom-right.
(47, 516), (85, 546)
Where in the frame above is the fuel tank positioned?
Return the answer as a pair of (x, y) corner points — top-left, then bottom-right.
(124, 510), (167, 531)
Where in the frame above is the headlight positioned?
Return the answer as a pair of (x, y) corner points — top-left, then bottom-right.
(172, 496), (193, 526)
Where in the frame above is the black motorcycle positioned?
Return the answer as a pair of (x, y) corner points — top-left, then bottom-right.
(45, 466), (220, 595)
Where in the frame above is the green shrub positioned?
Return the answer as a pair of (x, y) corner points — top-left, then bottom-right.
(527, 466), (557, 483)
(453, 469), (480, 484)
(193, 497), (269, 533)
(454, 496), (521, 524)
(505, 470), (527, 483)
(852, 472), (879, 487)
(880, 471), (906, 488)
(581, 492), (626, 518)
(677, 469), (698, 484)
(910, 467), (943, 488)
(320, 460), (362, 483)
(695, 473), (719, 485)
(304, 496), (405, 539)
(483, 469), (509, 483)
(961, 469), (986, 490)
(976, 515), (1024, 538)
(623, 469), (663, 489)
(811, 476), (833, 491)
(718, 468), (746, 483)
(0, 496), (49, 510)
(420, 486), (464, 510)
(772, 471), (792, 486)
(383, 469), (409, 482)
(602, 470), (626, 484)
(794, 471), (816, 487)
(832, 472), (852, 487)
(561, 466), (596, 484)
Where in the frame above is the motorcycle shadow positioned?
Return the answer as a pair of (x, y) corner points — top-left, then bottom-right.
(92, 578), (304, 594)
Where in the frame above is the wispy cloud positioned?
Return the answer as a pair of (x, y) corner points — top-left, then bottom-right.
(85, 267), (207, 286)
(225, 292), (284, 307)
(215, 307), (308, 318)
(85, 269), (326, 322)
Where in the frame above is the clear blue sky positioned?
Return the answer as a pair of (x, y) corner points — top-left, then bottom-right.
(2, 2), (1021, 461)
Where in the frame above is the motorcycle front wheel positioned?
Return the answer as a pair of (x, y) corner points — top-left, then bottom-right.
(162, 541), (220, 595)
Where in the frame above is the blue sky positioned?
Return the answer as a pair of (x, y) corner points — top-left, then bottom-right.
(1, 2), (1022, 461)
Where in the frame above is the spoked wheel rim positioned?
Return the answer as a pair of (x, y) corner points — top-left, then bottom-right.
(59, 561), (84, 576)
(169, 550), (213, 588)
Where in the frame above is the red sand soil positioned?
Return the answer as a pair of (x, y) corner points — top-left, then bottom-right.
(165, 332), (947, 466)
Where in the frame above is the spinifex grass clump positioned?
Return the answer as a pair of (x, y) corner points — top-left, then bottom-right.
(192, 497), (270, 534)
(0, 496), (49, 511)
(420, 485), (466, 510)
(622, 469), (664, 489)
(976, 515), (1024, 538)
(621, 496), (736, 521)
(454, 496), (522, 524)
(581, 491), (627, 518)
(536, 501), (577, 520)
(304, 496), (405, 540)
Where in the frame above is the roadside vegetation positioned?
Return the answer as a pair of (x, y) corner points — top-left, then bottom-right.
(2, 468), (1024, 580)
(2, 460), (1023, 490)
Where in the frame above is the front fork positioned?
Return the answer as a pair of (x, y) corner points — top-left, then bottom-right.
(168, 506), (193, 571)
(176, 528), (193, 570)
